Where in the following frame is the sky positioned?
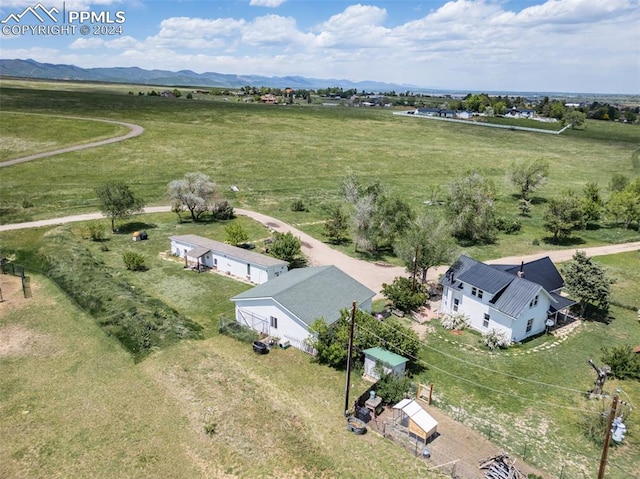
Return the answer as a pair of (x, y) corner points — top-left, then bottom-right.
(1, 0), (639, 94)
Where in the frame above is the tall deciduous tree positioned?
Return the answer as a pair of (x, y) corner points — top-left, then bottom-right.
(95, 181), (145, 232)
(445, 172), (497, 244)
(167, 172), (216, 222)
(394, 213), (456, 283)
(543, 193), (583, 242)
(510, 159), (550, 200)
(607, 189), (640, 229)
(564, 110), (586, 129)
(562, 251), (615, 317)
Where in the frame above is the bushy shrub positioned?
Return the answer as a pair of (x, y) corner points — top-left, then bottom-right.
(80, 221), (106, 241)
(381, 277), (426, 313)
(291, 199), (308, 212)
(495, 217), (522, 234)
(212, 200), (235, 220)
(375, 373), (413, 405)
(123, 251), (146, 271)
(440, 313), (469, 330)
(601, 344), (640, 380)
(483, 328), (510, 350)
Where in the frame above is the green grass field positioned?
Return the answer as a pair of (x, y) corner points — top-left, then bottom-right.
(1, 80), (639, 478)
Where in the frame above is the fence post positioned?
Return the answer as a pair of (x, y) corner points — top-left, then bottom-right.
(559, 464), (565, 479)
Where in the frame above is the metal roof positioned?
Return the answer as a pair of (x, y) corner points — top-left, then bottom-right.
(231, 265), (375, 326)
(441, 255), (572, 319)
(548, 292), (577, 313)
(363, 347), (408, 368)
(490, 279), (544, 318)
(170, 234), (288, 268)
(500, 257), (565, 292)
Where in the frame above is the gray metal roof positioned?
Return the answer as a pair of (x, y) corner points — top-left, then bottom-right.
(500, 257), (565, 292)
(549, 292), (577, 313)
(231, 265), (375, 326)
(490, 279), (544, 318)
(170, 234), (288, 268)
(440, 255), (571, 319)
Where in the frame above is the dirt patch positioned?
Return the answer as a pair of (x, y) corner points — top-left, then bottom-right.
(0, 324), (55, 358)
(0, 275), (57, 357)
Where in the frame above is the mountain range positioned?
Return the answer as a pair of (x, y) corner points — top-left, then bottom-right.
(0, 58), (422, 92)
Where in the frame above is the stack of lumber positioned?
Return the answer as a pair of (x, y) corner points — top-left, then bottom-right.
(478, 453), (526, 479)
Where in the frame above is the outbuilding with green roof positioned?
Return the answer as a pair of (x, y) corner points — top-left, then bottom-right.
(363, 347), (408, 380)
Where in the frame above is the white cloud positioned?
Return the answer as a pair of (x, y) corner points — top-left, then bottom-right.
(249, 0), (286, 7)
(4, 0), (638, 93)
(69, 37), (105, 49)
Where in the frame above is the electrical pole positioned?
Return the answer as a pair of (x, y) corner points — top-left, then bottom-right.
(597, 390), (619, 479)
(343, 301), (357, 417)
(411, 245), (419, 292)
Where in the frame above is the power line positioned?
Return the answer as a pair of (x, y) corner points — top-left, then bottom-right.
(355, 323), (600, 415)
(374, 314), (588, 394)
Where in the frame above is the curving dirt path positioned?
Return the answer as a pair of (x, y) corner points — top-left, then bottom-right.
(1, 206), (639, 299)
(0, 115), (144, 168)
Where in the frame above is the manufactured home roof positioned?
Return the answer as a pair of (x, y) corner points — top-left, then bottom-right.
(170, 234), (288, 268)
(231, 265), (375, 326)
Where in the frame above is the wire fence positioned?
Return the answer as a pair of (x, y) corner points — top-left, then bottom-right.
(0, 260), (31, 298)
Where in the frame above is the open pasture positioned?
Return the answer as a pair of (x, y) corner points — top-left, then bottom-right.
(1, 81), (638, 234)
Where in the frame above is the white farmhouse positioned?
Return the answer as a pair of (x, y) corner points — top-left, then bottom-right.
(231, 265), (375, 353)
(439, 255), (575, 342)
(169, 234), (288, 284)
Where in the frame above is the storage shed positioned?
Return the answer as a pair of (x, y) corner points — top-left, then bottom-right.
(363, 347), (408, 380)
(392, 399), (438, 443)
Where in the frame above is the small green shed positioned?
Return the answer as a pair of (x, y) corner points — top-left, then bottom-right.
(363, 347), (408, 380)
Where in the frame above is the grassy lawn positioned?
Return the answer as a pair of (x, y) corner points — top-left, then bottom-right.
(1, 79), (640, 478)
(1, 80), (638, 250)
(2, 215), (639, 478)
(0, 112), (128, 161)
(0, 275), (443, 478)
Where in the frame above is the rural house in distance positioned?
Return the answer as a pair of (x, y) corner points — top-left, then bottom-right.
(439, 255), (576, 342)
(169, 234), (288, 284)
(231, 265), (375, 352)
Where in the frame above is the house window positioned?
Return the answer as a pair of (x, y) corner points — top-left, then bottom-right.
(472, 287), (477, 296)
(529, 295), (539, 308)
(477, 290), (483, 300)
(526, 319), (533, 333)
(453, 298), (459, 312)
(270, 316), (278, 329)
(483, 313), (490, 328)
(247, 263), (251, 276)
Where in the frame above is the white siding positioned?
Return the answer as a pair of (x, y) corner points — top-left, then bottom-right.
(169, 238), (286, 284)
(510, 294), (551, 342)
(234, 298), (312, 346)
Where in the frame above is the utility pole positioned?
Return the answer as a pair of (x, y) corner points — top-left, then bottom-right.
(343, 301), (357, 416)
(597, 390), (619, 479)
(411, 245), (419, 292)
